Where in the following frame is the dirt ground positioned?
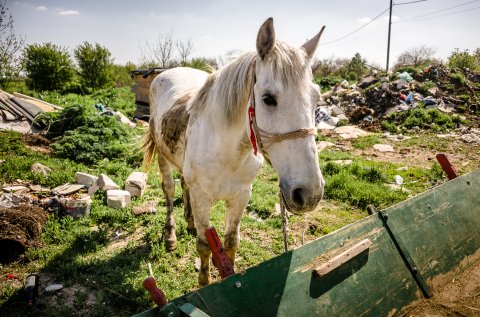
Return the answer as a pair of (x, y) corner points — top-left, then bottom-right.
(404, 260), (480, 317)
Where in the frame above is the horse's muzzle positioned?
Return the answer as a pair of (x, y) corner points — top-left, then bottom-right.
(280, 177), (325, 214)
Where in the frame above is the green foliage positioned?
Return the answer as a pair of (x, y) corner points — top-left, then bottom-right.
(74, 42), (114, 91)
(323, 164), (407, 210)
(314, 75), (343, 92)
(447, 48), (479, 71)
(346, 52), (367, 80)
(110, 62), (135, 87)
(51, 114), (138, 165)
(0, 131), (85, 187)
(382, 105), (465, 132)
(24, 42), (75, 91)
(35, 103), (141, 165)
(450, 71), (467, 85)
(185, 57), (215, 73)
(351, 135), (381, 149)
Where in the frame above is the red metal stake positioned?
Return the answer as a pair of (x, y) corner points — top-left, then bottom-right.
(205, 227), (235, 279)
(436, 154), (459, 180)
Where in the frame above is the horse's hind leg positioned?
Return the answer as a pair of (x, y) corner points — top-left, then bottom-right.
(158, 156), (177, 251)
(224, 188), (251, 266)
(180, 176), (196, 236)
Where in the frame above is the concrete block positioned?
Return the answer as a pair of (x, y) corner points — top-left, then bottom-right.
(60, 194), (92, 218)
(75, 172), (98, 187)
(97, 174), (119, 191)
(125, 172), (147, 198)
(106, 190), (131, 209)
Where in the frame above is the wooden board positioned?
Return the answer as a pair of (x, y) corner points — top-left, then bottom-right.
(380, 168), (480, 293)
(134, 169), (480, 317)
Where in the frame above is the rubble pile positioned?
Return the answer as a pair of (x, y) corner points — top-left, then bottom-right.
(316, 65), (480, 133)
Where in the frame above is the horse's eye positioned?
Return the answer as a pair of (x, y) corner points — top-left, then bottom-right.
(262, 94), (277, 107)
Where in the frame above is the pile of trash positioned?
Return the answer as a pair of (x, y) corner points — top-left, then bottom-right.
(315, 65), (479, 132)
(0, 170), (150, 263)
(0, 90), (61, 134)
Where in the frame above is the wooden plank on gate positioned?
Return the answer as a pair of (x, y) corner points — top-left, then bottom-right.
(379, 169), (480, 293)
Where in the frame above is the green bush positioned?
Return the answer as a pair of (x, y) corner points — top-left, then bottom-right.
(74, 42), (114, 91)
(314, 75), (343, 92)
(24, 43), (75, 91)
(447, 48), (479, 71)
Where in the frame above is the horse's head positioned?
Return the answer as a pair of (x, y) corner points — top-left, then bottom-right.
(252, 18), (325, 214)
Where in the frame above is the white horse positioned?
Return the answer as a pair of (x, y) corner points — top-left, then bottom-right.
(143, 18), (325, 286)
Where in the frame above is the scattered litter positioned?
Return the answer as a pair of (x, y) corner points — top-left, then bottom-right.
(2, 185), (29, 193)
(132, 201), (156, 216)
(52, 184), (85, 196)
(0, 193), (30, 208)
(194, 257), (201, 272)
(386, 134), (411, 141)
(396, 166), (408, 171)
(248, 211), (263, 222)
(44, 283), (63, 292)
(394, 175), (404, 186)
(60, 194), (92, 218)
(373, 144), (394, 152)
(29, 184), (50, 193)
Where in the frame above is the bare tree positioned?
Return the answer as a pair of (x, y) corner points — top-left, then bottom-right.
(140, 31), (175, 68)
(176, 39), (194, 66)
(0, 0), (25, 88)
(395, 45), (435, 67)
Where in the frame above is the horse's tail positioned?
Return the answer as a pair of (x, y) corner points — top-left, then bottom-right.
(141, 124), (157, 171)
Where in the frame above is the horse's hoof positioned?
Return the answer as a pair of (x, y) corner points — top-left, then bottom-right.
(165, 239), (177, 252)
(187, 227), (197, 236)
(198, 274), (212, 287)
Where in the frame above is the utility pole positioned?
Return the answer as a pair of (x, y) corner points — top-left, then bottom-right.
(386, 0), (427, 72)
(386, 0), (393, 72)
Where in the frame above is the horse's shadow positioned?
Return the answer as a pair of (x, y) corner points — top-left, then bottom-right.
(1, 228), (152, 316)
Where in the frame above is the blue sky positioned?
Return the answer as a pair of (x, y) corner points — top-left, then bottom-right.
(9, 0), (480, 68)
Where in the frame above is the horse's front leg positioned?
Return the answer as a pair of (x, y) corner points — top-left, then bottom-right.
(189, 187), (213, 286)
(158, 156), (177, 251)
(224, 188), (252, 267)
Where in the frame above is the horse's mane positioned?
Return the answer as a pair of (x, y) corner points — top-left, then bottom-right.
(188, 41), (310, 125)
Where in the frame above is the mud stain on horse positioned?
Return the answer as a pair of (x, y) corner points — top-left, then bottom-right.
(161, 93), (192, 153)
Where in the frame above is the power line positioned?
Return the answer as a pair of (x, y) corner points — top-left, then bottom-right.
(396, 0), (479, 23)
(394, 0), (427, 6)
(396, 5), (480, 23)
(322, 7), (390, 45)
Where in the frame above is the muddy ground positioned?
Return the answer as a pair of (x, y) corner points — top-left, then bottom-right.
(405, 260), (480, 317)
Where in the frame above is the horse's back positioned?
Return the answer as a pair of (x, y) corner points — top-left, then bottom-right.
(149, 67), (209, 118)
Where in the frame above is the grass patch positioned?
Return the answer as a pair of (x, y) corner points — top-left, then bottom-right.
(351, 134), (381, 149)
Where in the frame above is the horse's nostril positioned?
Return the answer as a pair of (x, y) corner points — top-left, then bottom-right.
(292, 188), (304, 207)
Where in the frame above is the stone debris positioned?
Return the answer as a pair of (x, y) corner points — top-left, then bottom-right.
(332, 160), (353, 166)
(31, 162), (52, 176)
(60, 194), (92, 218)
(317, 141), (335, 151)
(373, 144), (394, 152)
(334, 125), (370, 139)
(125, 172), (147, 198)
(2, 185), (29, 193)
(106, 190), (131, 209)
(97, 174), (120, 191)
(75, 172), (98, 187)
(52, 184), (85, 196)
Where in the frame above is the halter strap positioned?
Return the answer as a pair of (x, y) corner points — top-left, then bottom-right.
(248, 62), (317, 161)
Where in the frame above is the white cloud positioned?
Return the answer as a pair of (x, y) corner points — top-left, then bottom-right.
(383, 15), (400, 22)
(37, 6), (47, 11)
(357, 17), (372, 24)
(57, 10), (80, 16)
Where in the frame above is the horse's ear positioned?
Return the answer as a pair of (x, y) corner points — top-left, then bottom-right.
(302, 26), (326, 60)
(256, 17), (276, 60)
